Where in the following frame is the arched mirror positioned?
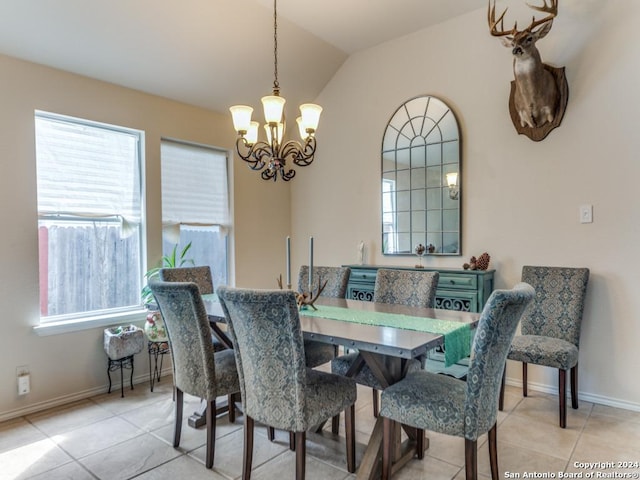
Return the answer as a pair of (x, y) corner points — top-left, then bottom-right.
(381, 95), (461, 256)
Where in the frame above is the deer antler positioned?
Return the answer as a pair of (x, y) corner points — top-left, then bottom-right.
(488, 0), (558, 36)
(297, 279), (328, 311)
(488, 0), (516, 37)
(525, 0), (558, 32)
(276, 273), (327, 310)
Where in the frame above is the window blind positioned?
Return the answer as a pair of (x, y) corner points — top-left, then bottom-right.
(161, 140), (229, 226)
(35, 113), (142, 222)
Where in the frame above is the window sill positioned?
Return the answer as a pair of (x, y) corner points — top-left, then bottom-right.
(33, 309), (149, 336)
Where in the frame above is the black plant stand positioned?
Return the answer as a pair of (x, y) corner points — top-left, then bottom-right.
(107, 355), (135, 398)
(148, 341), (170, 392)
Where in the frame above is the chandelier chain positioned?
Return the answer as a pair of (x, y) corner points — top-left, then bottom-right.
(272, 0), (280, 94)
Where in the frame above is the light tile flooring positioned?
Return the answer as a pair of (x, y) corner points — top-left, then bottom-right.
(2, 371), (640, 480)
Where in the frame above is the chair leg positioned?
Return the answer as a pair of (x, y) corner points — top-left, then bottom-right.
(243, 416), (255, 480)
(295, 431), (306, 480)
(331, 414), (340, 435)
(267, 426), (275, 442)
(571, 364), (579, 409)
(559, 369), (567, 428)
(345, 404), (356, 473)
(416, 428), (425, 460)
(522, 363), (528, 397)
(382, 417), (393, 480)
(488, 423), (498, 480)
(289, 431), (296, 451)
(173, 387), (183, 448)
(464, 438), (478, 480)
(372, 389), (379, 417)
(205, 398), (216, 468)
(228, 393), (236, 423)
(499, 365), (506, 411)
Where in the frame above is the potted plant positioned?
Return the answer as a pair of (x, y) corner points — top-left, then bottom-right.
(141, 242), (194, 306)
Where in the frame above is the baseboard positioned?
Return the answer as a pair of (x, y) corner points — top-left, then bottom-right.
(505, 378), (640, 413)
(0, 367), (173, 423)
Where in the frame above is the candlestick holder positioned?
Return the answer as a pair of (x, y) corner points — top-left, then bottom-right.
(277, 274), (327, 310)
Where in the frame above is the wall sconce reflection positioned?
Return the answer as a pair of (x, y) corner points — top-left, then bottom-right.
(446, 172), (459, 200)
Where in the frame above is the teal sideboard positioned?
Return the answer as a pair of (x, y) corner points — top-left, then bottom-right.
(342, 265), (495, 313)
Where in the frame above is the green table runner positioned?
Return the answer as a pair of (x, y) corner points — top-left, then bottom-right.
(303, 305), (471, 367)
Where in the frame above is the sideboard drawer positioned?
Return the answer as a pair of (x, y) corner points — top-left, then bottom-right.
(438, 274), (477, 291)
(349, 269), (378, 284)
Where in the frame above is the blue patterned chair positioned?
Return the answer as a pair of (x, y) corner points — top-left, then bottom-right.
(217, 286), (357, 480)
(159, 266), (214, 294)
(499, 266), (589, 428)
(149, 280), (240, 469)
(379, 283), (535, 480)
(331, 269), (439, 420)
(159, 266), (226, 352)
(297, 265), (351, 368)
(372, 269), (439, 308)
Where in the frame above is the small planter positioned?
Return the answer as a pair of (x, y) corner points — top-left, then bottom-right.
(103, 325), (144, 360)
(144, 311), (169, 343)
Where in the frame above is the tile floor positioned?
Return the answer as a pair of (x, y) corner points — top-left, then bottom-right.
(2, 369), (640, 480)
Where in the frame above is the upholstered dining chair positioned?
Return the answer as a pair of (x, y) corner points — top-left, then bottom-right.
(499, 266), (589, 428)
(159, 266), (226, 352)
(380, 283), (535, 480)
(217, 286), (357, 480)
(149, 280), (240, 469)
(159, 265), (214, 294)
(297, 265), (351, 368)
(331, 269), (439, 419)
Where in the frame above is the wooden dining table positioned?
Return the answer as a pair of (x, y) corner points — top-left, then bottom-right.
(202, 294), (480, 480)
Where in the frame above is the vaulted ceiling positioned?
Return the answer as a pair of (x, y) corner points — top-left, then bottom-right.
(0, 0), (481, 114)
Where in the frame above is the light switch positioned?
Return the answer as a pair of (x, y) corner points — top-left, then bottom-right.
(579, 205), (593, 224)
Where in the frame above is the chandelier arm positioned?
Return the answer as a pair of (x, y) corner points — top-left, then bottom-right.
(235, 138), (264, 170)
(282, 137), (317, 167)
(281, 167), (296, 181)
(261, 168), (277, 181)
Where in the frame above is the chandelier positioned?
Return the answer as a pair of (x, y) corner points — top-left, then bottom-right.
(229, 0), (322, 182)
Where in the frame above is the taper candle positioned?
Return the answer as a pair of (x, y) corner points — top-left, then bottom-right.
(309, 236), (314, 292)
(286, 236), (291, 287)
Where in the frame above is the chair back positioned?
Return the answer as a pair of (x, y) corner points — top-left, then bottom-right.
(373, 269), (439, 308)
(159, 266), (214, 294)
(298, 265), (351, 298)
(217, 286), (309, 432)
(463, 282), (535, 439)
(149, 280), (218, 399)
(520, 266), (589, 347)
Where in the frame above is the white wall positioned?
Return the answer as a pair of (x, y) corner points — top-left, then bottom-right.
(292, 0), (640, 409)
(0, 54), (289, 419)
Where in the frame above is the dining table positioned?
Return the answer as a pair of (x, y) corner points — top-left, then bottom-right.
(201, 293), (480, 480)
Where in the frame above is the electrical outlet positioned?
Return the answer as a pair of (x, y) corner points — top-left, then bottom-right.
(17, 365), (30, 395)
(18, 374), (30, 395)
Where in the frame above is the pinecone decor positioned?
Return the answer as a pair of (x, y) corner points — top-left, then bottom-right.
(475, 252), (491, 270)
(462, 253), (490, 270)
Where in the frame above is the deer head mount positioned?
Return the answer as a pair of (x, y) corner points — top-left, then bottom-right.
(488, 0), (569, 141)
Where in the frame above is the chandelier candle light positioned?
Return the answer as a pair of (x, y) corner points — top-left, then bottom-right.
(229, 0), (322, 182)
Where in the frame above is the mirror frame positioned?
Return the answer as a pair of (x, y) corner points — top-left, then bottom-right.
(381, 95), (461, 256)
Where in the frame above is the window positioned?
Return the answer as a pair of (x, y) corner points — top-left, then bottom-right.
(160, 139), (230, 287)
(35, 112), (144, 324)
